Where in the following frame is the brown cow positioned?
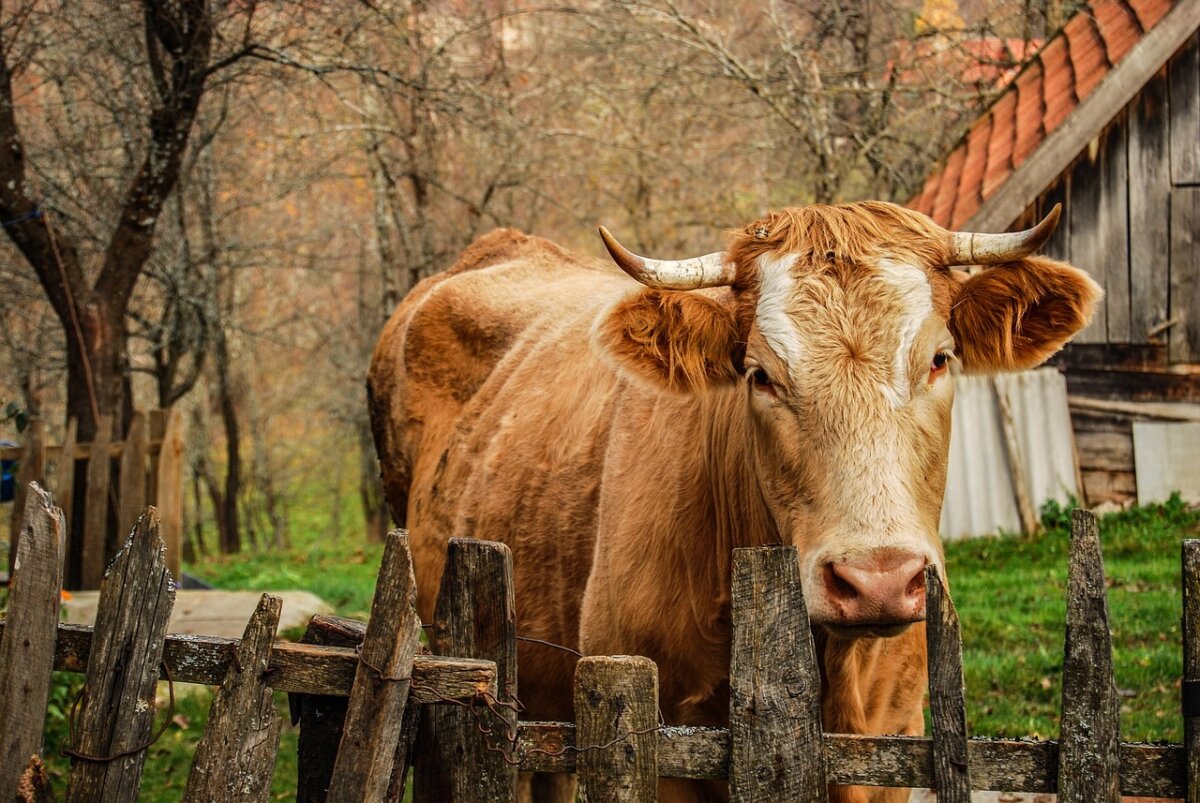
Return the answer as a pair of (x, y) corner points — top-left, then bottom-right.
(367, 202), (1099, 802)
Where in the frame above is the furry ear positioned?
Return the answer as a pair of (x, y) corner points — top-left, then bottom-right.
(595, 288), (741, 392)
(948, 257), (1102, 374)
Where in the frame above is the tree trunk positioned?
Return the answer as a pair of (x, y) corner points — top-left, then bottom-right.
(214, 329), (241, 554)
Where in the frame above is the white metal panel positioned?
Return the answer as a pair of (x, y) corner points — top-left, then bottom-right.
(1133, 421), (1200, 505)
(939, 368), (1079, 540)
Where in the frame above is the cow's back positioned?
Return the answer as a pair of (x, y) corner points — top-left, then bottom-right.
(367, 228), (630, 720)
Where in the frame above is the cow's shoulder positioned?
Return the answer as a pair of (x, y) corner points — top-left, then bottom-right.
(446, 227), (581, 277)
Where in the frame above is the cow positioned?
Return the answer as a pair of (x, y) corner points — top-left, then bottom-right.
(367, 201), (1100, 802)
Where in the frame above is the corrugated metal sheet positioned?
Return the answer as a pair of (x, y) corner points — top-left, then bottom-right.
(939, 368), (1079, 540)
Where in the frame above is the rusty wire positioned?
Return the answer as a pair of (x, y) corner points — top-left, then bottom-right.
(61, 660), (177, 763)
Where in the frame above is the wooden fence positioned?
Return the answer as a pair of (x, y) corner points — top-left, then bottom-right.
(0, 480), (1194, 800)
(2, 411), (184, 587)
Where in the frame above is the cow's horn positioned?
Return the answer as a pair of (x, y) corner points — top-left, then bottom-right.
(948, 204), (1061, 265)
(598, 226), (735, 290)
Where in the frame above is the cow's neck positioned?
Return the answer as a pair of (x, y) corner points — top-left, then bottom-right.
(696, 387), (780, 553)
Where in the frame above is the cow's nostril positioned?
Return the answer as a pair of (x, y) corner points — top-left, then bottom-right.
(905, 565), (928, 598)
(824, 562), (860, 601)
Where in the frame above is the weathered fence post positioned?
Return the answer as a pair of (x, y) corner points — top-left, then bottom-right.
(183, 593), (283, 803)
(325, 530), (423, 803)
(729, 545), (828, 802)
(415, 538), (517, 803)
(292, 616), (367, 803)
(117, 413), (147, 541)
(66, 507), (176, 802)
(154, 408), (183, 581)
(0, 484), (65, 797)
(1057, 508), (1121, 802)
(1183, 539), (1200, 802)
(79, 414), (112, 590)
(57, 418), (78, 543)
(574, 655), (659, 802)
(925, 566), (970, 802)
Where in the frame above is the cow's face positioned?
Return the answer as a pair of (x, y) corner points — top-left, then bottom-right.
(597, 202), (1100, 636)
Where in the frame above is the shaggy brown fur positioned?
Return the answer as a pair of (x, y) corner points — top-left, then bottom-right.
(368, 203), (1098, 803)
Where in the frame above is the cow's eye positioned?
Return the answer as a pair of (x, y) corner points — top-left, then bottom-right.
(749, 367), (776, 396)
(931, 351), (952, 373)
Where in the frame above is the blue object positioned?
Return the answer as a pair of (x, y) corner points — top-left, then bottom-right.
(1, 439), (16, 503)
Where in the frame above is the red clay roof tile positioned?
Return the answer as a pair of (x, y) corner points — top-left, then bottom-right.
(908, 0), (1179, 228)
(982, 92), (1018, 197)
(1012, 62), (1047, 167)
(1066, 14), (1111, 97)
(951, 117), (993, 226)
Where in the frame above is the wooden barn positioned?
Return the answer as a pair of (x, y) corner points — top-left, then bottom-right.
(909, 0), (1200, 507)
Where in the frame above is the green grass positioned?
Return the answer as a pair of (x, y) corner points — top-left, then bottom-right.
(947, 495), (1197, 743)
(20, 496), (1200, 799)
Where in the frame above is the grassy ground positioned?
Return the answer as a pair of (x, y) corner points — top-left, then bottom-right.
(947, 496), (1195, 743)
(22, 496), (1199, 799)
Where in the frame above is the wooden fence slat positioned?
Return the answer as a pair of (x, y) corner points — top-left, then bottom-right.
(117, 413), (147, 542)
(729, 546), (827, 802)
(80, 415), (112, 590)
(58, 418), (78, 544)
(155, 407), (183, 581)
(65, 507), (176, 803)
(1057, 508), (1121, 802)
(0, 619), (493, 700)
(512, 723), (1186, 795)
(325, 530), (423, 803)
(926, 566), (971, 802)
(293, 616), (366, 803)
(574, 655), (658, 802)
(415, 538), (517, 802)
(183, 593), (283, 803)
(8, 420), (46, 576)
(0, 484), (65, 797)
(1184, 539), (1200, 803)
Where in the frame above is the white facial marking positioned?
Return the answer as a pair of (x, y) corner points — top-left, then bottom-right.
(876, 259), (934, 408)
(755, 254), (803, 369)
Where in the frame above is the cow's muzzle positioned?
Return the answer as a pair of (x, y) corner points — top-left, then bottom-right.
(816, 548), (928, 634)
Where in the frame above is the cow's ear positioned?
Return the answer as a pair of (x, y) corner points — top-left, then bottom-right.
(948, 257), (1102, 374)
(595, 288), (741, 392)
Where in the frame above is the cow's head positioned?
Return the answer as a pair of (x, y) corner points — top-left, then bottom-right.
(595, 202), (1100, 637)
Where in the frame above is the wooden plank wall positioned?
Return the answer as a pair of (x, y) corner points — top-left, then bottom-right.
(1035, 33), (1198, 350)
(1030, 31), (1200, 504)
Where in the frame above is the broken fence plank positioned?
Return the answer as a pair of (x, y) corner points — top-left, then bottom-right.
(57, 417), (77, 544)
(1057, 508), (1121, 803)
(155, 407), (183, 581)
(0, 620), (494, 701)
(80, 415), (111, 590)
(293, 615), (366, 803)
(65, 508), (176, 803)
(926, 566), (971, 802)
(574, 656), (658, 802)
(416, 538), (517, 802)
(0, 484), (66, 798)
(325, 530), (423, 803)
(729, 545), (827, 802)
(183, 593), (283, 803)
(117, 413), (147, 545)
(1184, 539), (1200, 803)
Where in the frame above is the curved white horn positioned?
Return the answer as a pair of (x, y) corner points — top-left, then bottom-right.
(948, 204), (1061, 265)
(598, 226), (735, 290)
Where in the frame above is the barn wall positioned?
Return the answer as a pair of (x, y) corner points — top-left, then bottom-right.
(1026, 30), (1200, 504)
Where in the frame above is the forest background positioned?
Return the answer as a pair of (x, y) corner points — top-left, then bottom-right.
(0, 0), (1066, 563)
